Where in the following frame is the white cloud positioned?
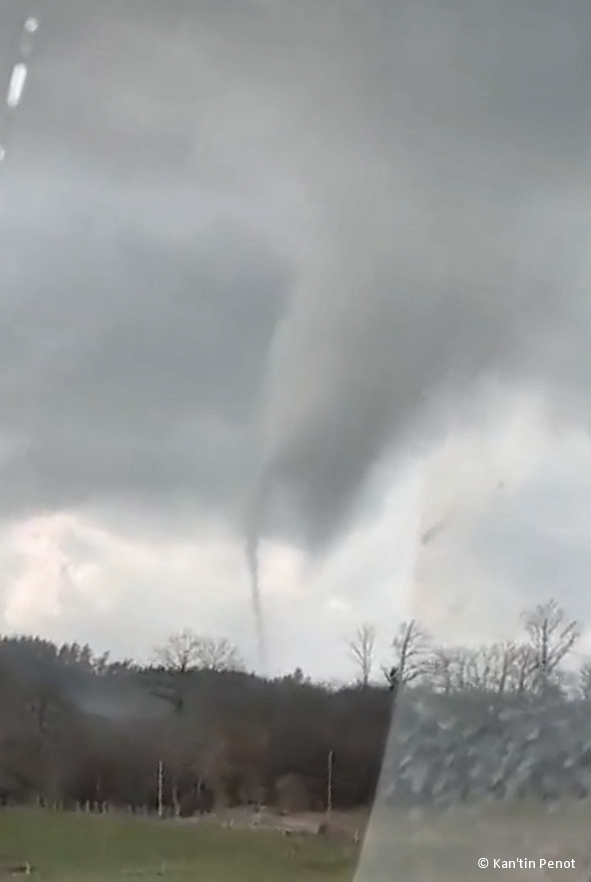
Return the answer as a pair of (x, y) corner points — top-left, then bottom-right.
(0, 461), (420, 680)
(411, 389), (591, 645)
(2, 391), (591, 678)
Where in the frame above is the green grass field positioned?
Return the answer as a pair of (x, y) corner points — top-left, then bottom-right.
(3, 801), (591, 882)
(0, 810), (356, 882)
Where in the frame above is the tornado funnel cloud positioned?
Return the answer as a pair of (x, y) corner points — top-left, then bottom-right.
(246, 530), (267, 673)
(244, 467), (275, 673)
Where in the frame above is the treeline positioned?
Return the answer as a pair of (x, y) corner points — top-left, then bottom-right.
(0, 599), (588, 814)
(350, 599), (590, 698)
(0, 632), (391, 813)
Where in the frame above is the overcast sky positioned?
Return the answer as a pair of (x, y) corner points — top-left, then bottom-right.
(0, 0), (591, 680)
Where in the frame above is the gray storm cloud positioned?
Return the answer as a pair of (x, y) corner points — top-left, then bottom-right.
(247, 0), (591, 548)
(0, 0), (590, 556)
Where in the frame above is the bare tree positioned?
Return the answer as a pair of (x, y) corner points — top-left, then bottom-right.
(503, 642), (536, 693)
(426, 645), (458, 694)
(460, 642), (532, 693)
(348, 624), (377, 688)
(427, 637), (571, 697)
(458, 646), (497, 691)
(153, 630), (244, 674)
(578, 660), (591, 700)
(189, 637), (245, 673)
(153, 629), (201, 674)
(151, 630), (244, 716)
(489, 642), (523, 693)
(385, 619), (431, 686)
(521, 600), (581, 695)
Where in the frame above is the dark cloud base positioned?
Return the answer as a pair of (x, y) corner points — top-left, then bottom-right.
(1, 0), (591, 553)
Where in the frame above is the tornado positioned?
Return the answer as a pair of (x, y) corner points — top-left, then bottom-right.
(245, 528), (267, 674)
(244, 469), (273, 674)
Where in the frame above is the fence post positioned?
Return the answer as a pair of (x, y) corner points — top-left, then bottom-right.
(327, 750), (334, 816)
(157, 761), (164, 819)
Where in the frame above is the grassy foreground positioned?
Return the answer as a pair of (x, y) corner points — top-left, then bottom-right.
(5, 801), (591, 882)
(0, 810), (356, 882)
(359, 800), (591, 881)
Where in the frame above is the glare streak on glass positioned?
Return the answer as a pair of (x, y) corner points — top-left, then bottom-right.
(0, 11), (39, 162)
(6, 63), (28, 109)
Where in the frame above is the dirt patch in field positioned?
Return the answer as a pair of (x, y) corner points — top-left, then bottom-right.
(190, 805), (370, 841)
